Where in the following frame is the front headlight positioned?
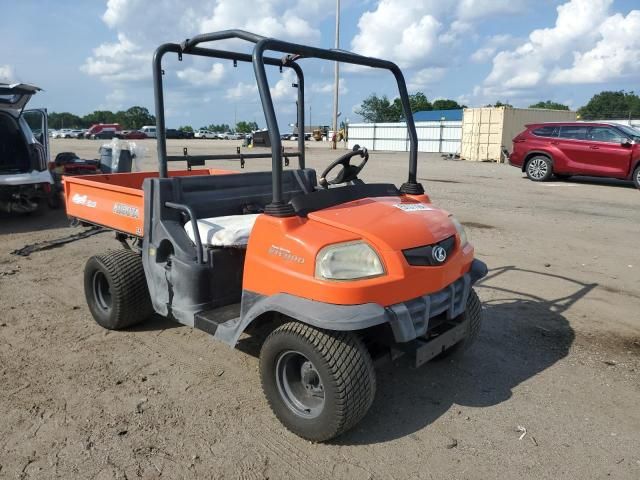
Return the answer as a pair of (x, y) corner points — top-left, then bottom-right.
(449, 216), (468, 247)
(315, 241), (385, 281)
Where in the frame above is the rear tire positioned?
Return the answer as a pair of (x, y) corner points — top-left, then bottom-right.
(84, 250), (153, 330)
(260, 322), (376, 442)
(633, 165), (640, 190)
(435, 288), (482, 360)
(525, 156), (553, 182)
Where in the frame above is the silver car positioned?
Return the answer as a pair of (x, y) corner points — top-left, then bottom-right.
(0, 83), (55, 213)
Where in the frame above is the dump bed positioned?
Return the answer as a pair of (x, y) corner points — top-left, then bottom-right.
(63, 169), (234, 236)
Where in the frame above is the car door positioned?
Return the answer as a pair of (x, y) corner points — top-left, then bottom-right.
(22, 108), (50, 170)
(583, 126), (631, 178)
(556, 125), (592, 173)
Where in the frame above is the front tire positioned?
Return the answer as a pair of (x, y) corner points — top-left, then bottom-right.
(525, 155), (553, 182)
(260, 322), (376, 442)
(633, 165), (640, 190)
(84, 250), (153, 330)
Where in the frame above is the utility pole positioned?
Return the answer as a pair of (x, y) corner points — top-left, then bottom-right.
(332, 0), (340, 150)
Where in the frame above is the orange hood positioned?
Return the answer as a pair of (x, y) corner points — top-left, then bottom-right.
(307, 196), (456, 251)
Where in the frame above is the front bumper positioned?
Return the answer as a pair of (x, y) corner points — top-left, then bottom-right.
(386, 258), (487, 342)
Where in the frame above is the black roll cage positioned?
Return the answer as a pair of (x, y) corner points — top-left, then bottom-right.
(153, 29), (423, 217)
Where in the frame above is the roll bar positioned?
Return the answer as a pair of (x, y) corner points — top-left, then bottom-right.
(152, 29), (423, 217)
(153, 38), (305, 178)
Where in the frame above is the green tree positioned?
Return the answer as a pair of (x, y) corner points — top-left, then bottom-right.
(207, 123), (230, 132)
(355, 94), (398, 122)
(48, 112), (84, 129)
(484, 101), (513, 108)
(235, 121), (258, 133)
(118, 106), (155, 129)
(431, 99), (464, 110)
(529, 100), (570, 110)
(577, 91), (640, 119)
(357, 92), (434, 122)
(82, 110), (118, 125)
(178, 125), (194, 133)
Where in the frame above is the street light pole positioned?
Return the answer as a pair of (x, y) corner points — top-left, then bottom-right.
(332, 0), (340, 150)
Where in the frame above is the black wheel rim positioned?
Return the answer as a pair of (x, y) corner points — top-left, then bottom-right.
(275, 350), (325, 418)
(92, 270), (112, 312)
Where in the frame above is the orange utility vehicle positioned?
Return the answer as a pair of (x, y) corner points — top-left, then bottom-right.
(64, 31), (487, 442)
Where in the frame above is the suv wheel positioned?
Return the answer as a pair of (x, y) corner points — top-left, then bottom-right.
(633, 165), (640, 190)
(525, 155), (553, 182)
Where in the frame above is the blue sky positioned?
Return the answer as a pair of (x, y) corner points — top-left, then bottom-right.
(1, 0), (639, 130)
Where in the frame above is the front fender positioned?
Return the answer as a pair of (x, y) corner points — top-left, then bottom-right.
(213, 291), (389, 346)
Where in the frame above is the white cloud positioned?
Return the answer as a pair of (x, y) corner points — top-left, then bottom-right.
(81, 33), (148, 82)
(0, 65), (15, 82)
(456, 0), (527, 20)
(439, 20), (472, 44)
(350, 1), (443, 68)
(470, 34), (514, 63)
(199, 0), (321, 43)
(84, 0), (327, 104)
(270, 69), (297, 101)
(225, 82), (258, 99)
(349, 0), (528, 69)
(177, 63), (225, 86)
(481, 0), (613, 94)
(550, 10), (640, 84)
(407, 67), (447, 91)
(311, 79), (348, 95)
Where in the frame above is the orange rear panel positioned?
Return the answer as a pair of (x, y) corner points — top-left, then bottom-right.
(63, 169), (234, 236)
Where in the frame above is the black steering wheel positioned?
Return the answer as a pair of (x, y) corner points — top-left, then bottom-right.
(319, 145), (369, 188)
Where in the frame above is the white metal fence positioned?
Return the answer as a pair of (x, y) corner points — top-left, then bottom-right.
(347, 121), (462, 154)
(587, 119), (640, 128)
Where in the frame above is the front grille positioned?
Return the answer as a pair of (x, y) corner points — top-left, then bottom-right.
(386, 274), (471, 342)
(403, 235), (455, 266)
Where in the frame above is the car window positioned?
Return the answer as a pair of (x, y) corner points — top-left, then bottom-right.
(532, 126), (559, 137)
(613, 124), (640, 141)
(559, 126), (588, 140)
(588, 127), (627, 143)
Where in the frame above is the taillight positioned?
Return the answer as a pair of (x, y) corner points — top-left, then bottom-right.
(42, 183), (51, 193)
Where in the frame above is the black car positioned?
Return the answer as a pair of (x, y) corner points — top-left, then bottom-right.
(166, 128), (194, 139)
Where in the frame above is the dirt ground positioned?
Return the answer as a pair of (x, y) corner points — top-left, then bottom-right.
(1, 138), (639, 479)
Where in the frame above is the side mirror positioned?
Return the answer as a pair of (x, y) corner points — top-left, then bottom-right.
(621, 139), (634, 147)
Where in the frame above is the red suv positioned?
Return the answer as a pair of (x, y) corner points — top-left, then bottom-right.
(509, 122), (640, 189)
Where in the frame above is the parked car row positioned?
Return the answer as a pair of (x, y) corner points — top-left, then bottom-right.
(49, 126), (197, 140)
(281, 133), (312, 141)
(193, 130), (248, 140)
(509, 121), (640, 189)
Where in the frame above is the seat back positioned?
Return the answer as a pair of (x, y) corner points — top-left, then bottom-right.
(170, 168), (316, 218)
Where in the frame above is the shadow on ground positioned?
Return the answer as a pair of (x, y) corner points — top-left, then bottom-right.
(556, 176), (635, 189)
(336, 266), (597, 445)
(0, 204), (70, 235)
